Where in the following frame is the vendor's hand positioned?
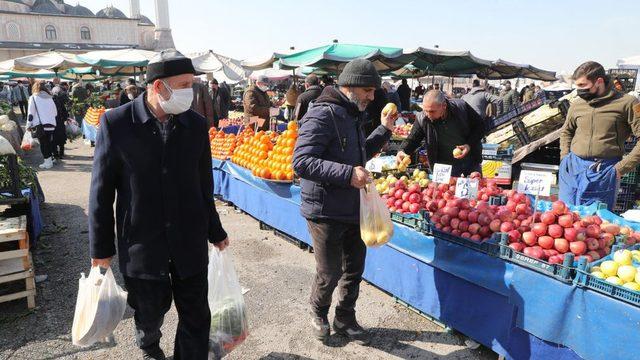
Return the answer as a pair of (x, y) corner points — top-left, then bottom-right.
(396, 151), (409, 165)
(381, 110), (399, 131)
(453, 144), (471, 159)
(214, 237), (230, 251)
(91, 257), (112, 269)
(350, 166), (371, 189)
(615, 168), (622, 180)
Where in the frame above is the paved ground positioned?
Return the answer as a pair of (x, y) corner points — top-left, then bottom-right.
(0, 140), (496, 360)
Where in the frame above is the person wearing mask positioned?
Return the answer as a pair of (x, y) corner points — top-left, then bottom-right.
(11, 80), (29, 120)
(26, 81), (57, 169)
(217, 81), (231, 119)
(382, 81), (401, 109)
(51, 83), (69, 159)
(364, 87), (388, 137)
(284, 83), (299, 121)
(500, 80), (520, 114)
(89, 49), (229, 360)
(462, 79), (503, 120)
(191, 78), (215, 127)
(534, 85), (545, 100)
(208, 79), (222, 126)
(119, 78), (139, 106)
(294, 74), (323, 121)
(396, 90), (485, 176)
(243, 75), (271, 131)
(397, 79), (411, 112)
(559, 61), (640, 210)
(293, 59), (395, 345)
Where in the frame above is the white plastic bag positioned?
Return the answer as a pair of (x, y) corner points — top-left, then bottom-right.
(360, 183), (394, 247)
(20, 131), (38, 151)
(71, 267), (128, 347)
(208, 248), (248, 359)
(0, 135), (15, 155)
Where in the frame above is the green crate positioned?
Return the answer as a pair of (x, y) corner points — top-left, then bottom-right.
(621, 168), (639, 185)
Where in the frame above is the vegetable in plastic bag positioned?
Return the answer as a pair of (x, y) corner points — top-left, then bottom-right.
(0, 135), (15, 155)
(71, 267), (128, 347)
(208, 248), (248, 359)
(360, 183), (394, 247)
(20, 131), (38, 151)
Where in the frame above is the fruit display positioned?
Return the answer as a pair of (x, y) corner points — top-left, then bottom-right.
(230, 121), (298, 181)
(217, 113), (245, 128)
(375, 168), (429, 195)
(392, 124), (412, 139)
(83, 107), (106, 128)
(590, 249), (640, 291)
(209, 127), (254, 160)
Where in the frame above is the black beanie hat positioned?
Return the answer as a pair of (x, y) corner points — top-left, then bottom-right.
(337, 59), (381, 88)
(146, 49), (197, 83)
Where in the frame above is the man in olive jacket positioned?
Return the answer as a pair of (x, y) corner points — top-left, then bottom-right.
(559, 61), (640, 210)
(89, 49), (229, 360)
(243, 75), (271, 131)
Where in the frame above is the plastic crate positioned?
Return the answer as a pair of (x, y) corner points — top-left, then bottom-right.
(574, 244), (640, 306)
(422, 213), (500, 256)
(497, 233), (576, 283)
(614, 200), (636, 214)
(482, 144), (514, 161)
(621, 167), (639, 185)
(390, 212), (423, 230)
(625, 136), (638, 153)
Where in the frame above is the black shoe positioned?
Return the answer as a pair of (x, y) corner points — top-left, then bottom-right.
(142, 346), (166, 360)
(310, 313), (330, 342)
(333, 318), (371, 346)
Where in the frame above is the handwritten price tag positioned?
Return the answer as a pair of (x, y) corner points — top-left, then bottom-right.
(432, 163), (452, 184)
(455, 178), (479, 199)
(517, 170), (553, 196)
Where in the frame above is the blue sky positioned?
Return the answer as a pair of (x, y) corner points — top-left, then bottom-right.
(88, 0), (640, 74)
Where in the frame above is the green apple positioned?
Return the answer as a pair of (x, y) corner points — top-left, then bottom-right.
(613, 249), (633, 266)
(600, 261), (619, 277)
(617, 265), (638, 283)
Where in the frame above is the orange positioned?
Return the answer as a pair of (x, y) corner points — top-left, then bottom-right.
(285, 171), (294, 180)
(287, 121), (298, 131)
(277, 171), (287, 181)
(284, 146), (294, 156)
(286, 138), (295, 147)
(260, 143), (269, 152)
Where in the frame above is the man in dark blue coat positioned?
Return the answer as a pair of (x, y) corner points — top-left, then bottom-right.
(293, 59), (396, 345)
(89, 49), (229, 360)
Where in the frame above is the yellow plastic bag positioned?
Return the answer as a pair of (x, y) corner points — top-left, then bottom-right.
(359, 183), (394, 247)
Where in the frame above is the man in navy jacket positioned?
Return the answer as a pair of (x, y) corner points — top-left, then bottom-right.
(293, 59), (396, 345)
(89, 49), (228, 360)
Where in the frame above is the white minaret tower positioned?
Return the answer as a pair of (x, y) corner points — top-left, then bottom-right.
(154, 0), (175, 50)
(130, 0), (141, 18)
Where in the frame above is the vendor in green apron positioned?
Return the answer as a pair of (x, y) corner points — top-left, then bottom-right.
(559, 61), (640, 210)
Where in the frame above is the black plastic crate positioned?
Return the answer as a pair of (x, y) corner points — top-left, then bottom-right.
(497, 233), (576, 283)
(421, 212), (500, 256)
(621, 168), (639, 185)
(574, 245), (640, 307)
(614, 200), (636, 213)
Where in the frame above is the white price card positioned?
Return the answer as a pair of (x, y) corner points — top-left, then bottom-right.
(432, 163), (452, 184)
(455, 178), (479, 199)
(517, 170), (553, 196)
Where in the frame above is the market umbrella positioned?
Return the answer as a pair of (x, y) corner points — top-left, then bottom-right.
(10, 50), (85, 72)
(388, 64), (430, 79)
(398, 47), (491, 76)
(249, 68), (300, 82)
(277, 43), (406, 73)
(76, 48), (157, 67)
(190, 50), (250, 83)
(476, 59), (557, 81)
(241, 51), (292, 71)
(617, 55), (640, 69)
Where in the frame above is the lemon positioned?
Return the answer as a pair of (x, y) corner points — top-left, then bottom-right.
(600, 261), (619, 277)
(617, 265), (638, 283)
(613, 249), (633, 266)
(606, 276), (623, 285)
(631, 250), (640, 263)
(591, 271), (606, 279)
(623, 282), (640, 292)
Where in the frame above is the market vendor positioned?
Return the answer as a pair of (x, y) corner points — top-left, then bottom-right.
(89, 49), (229, 360)
(396, 90), (485, 176)
(243, 74), (271, 131)
(559, 61), (640, 210)
(293, 59), (395, 345)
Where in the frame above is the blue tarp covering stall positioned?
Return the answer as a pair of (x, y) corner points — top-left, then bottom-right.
(212, 160), (640, 360)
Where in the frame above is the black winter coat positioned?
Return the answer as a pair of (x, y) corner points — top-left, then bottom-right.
(294, 85), (323, 121)
(89, 94), (227, 280)
(293, 87), (391, 224)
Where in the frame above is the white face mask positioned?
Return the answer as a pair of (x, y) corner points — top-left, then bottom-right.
(127, 93), (135, 100)
(158, 80), (193, 115)
(258, 84), (269, 92)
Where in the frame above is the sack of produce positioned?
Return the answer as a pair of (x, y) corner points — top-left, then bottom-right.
(71, 267), (128, 347)
(208, 248), (248, 359)
(360, 183), (394, 247)
(20, 131), (38, 151)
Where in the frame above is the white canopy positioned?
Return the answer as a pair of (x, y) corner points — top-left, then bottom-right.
(617, 55), (640, 69)
(249, 68), (299, 82)
(76, 48), (157, 67)
(189, 50), (249, 84)
(6, 50), (83, 72)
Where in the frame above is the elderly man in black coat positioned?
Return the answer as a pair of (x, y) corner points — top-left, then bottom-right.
(89, 49), (229, 360)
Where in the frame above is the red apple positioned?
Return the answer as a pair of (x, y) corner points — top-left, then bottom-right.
(548, 255), (563, 264)
(500, 222), (515, 233)
(552, 200), (567, 215)
(394, 189), (405, 199)
(402, 201), (411, 212)
(554, 238), (569, 253)
(468, 211), (479, 223)
(470, 234), (482, 242)
(508, 230), (521, 243)
(479, 226), (492, 238)
(532, 223), (548, 237)
(586, 224), (600, 238)
(394, 199), (404, 209)
(538, 236), (554, 250)
(468, 223), (481, 235)
(395, 180), (407, 189)
(450, 218), (461, 230)
(461, 232), (471, 239)
(409, 203), (421, 213)
(548, 224), (564, 238)
(408, 183), (421, 194)
(564, 228), (577, 242)
(458, 221), (470, 232)
(509, 243), (525, 252)
(558, 214), (574, 228)
(458, 209), (469, 221)
(515, 203), (529, 215)
(451, 229), (461, 236)
(587, 250), (601, 261)
(522, 231), (538, 246)
(569, 240), (587, 255)
(442, 226), (452, 233)
(489, 219), (502, 232)
(541, 211), (557, 225)
(586, 237), (599, 251)
(440, 215), (451, 226)
(409, 193), (422, 204)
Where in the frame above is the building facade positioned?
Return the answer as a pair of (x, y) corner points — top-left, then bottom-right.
(0, 0), (173, 61)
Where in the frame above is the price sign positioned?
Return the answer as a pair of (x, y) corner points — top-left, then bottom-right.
(432, 163), (452, 184)
(455, 178), (479, 199)
(517, 170), (553, 196)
